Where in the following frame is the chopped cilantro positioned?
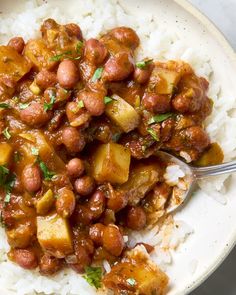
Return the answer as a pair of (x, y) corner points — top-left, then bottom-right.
(136, 59), (153, 69)
(104, 96), (113, 105)
(147, 128), (159, 141)
(91, 67), (103, 82)
(2, 127), (11, 140)
(0, 166), (9, 186)
(44, 91), (56, 111)
(83, 266), (102, 289)
(31, 147), (39, 156)
(0, 103), (10, 109)
(76, 41), (83, 55)
(148, 113), (173, 125)
(126, 278), (136, 286)
(78, 100), (84, 109)
(0, 166), (15, 205)
(38, 158), (55, 180)
(19, 103), (30, 110)
(50, 51), (72, 62)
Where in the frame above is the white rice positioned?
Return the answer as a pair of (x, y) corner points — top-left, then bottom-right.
(0, 0), (234, 294)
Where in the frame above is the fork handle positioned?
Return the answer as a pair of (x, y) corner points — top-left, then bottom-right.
(192, 161), (236, 179)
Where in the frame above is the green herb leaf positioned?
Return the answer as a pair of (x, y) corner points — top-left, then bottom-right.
(2, 127), (11, 140)
(50, 51), (72, 62)
(126, 278), (136, 286)
(78, 100), (84, 109)
(38, 159), (55, 181)
(136, 59), (153, 69)
(0, 167), (15, 205)
(44, 91), (56, 111)
(76, 41), (83, 55)
(147, 128), (159, 141)
(0, 103), (10, 109)
(0, 166), (9, 186)
(104, 96), (113, 105)
(4, 174), (16, 205)
(4, 193), (11, 204)
(19, 103), (30, 110)
(31, 147), (39, 156)
(112, 133), (121, 142)
(91, 67), (103, 82)
(83, 266), (102, 289)
(148, 113), (173, 125)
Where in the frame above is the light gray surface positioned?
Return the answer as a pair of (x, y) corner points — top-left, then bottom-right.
(188, 1), (236, 294)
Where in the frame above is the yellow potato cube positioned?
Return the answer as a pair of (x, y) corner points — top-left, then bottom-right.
(105, 95), (140, 133)
(103, 255), (168, 295)
(36, 189), (55, 215)
(149, 67), (181, 94)
(0, 46), (31, 85)
(92, 143), (131, 184)
(37, 213), (73, 258)
(0, 143), (13, 165)
(24, 39), (56, 70)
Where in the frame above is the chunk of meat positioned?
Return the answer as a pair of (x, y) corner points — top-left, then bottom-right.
(119, 161), (161, 205)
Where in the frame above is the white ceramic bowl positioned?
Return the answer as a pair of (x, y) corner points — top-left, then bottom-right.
(0, 0), (236, 294)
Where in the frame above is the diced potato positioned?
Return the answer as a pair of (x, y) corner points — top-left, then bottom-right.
(149, 66), (181, 95)
(24, 39), (56, 70)
(119, 162), (160, 205)
(195, 143), (224, 166)
(0, 46), (31, 86)
(103, 247), (169, 295)
(105, 95), (140, 133)
(18, 130), (66, 173)
(19, 133), (36, 143)
(29, 80), (41, 95)
(0, 142), (13, 165)
(36, 189), (55, 215)
(92, 143), (131, 184)
(37, 213), (73, 258)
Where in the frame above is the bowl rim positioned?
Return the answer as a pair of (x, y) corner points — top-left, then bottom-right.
(173, 2), (236, 294)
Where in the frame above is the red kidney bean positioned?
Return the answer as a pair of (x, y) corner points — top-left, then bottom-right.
(61, 127), (85, 153)
(57, 60), (79, 89)
(22, 164), (42, 193)
(84, 38), (108, 65)
(66, 158), (85, 178)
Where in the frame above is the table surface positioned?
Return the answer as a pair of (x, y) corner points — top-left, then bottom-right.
(188, 1), (236, 294)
